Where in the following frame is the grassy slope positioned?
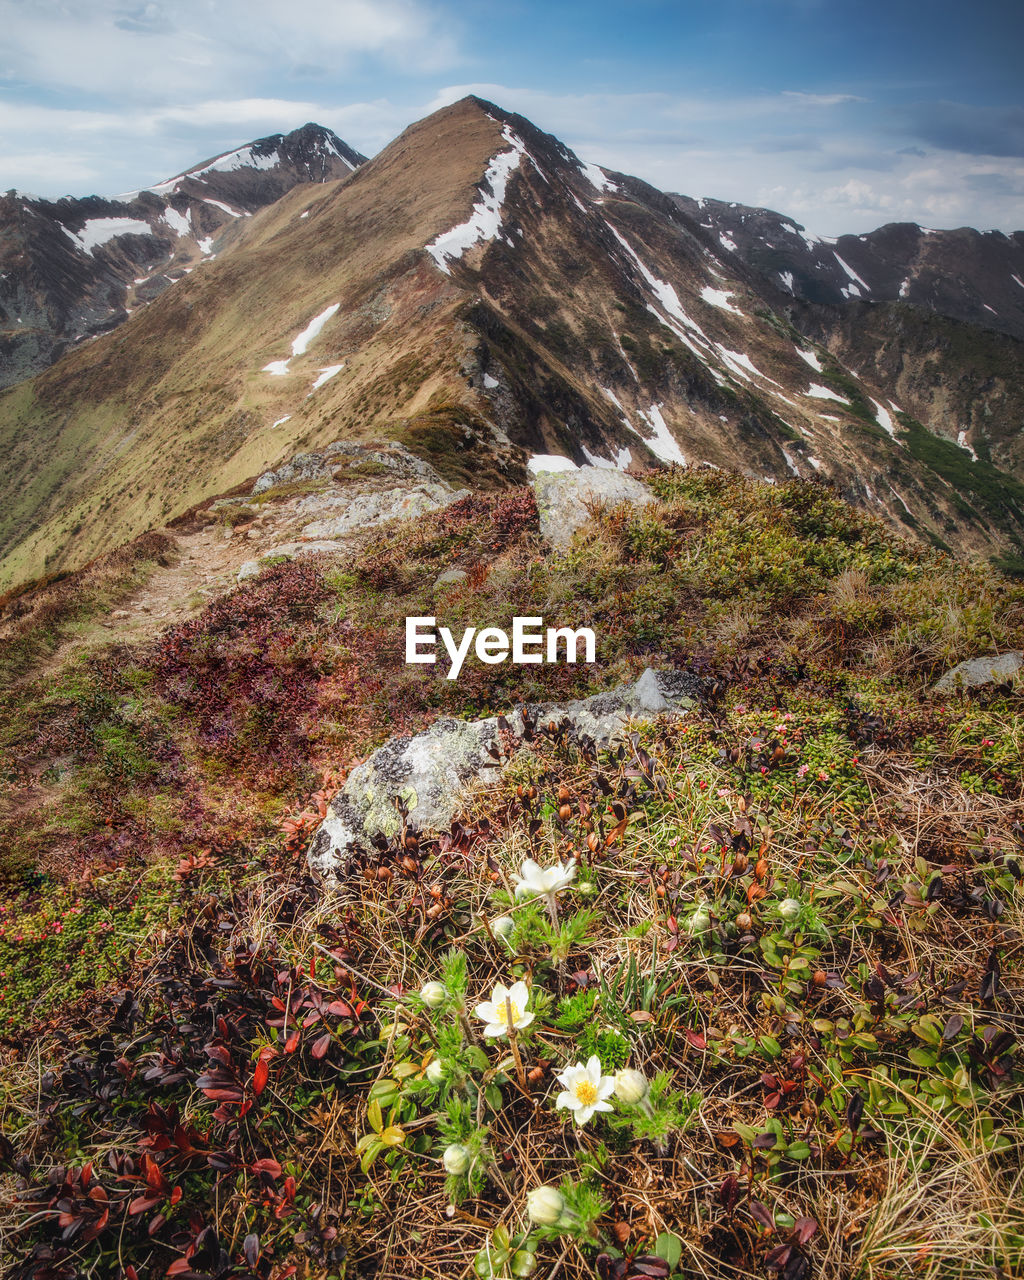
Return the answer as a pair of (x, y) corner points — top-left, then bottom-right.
(0, 100), (505, 591)
(1, 471), (1022, 1278)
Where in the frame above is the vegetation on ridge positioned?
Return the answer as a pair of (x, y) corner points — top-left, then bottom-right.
(0, 469), (1022, 1279)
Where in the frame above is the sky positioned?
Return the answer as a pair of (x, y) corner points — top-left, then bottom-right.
(1, 0), (1022, 235)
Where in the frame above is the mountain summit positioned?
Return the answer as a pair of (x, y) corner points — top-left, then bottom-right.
(1, 96), (1023, 591)
(0, 123), (365, 389)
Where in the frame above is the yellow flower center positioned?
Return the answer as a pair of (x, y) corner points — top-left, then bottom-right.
(574, 1080), (598, 1106)
(501, 998), (521, 1024)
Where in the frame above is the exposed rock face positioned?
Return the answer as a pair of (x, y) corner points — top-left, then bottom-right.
(252, 441), (438, 495)
(933, 652), (1023, 694)
(307, 668), (702, 879)
(0, 124), (365, 389)
(532, 466), (656, 548)
(300, 482), (468, 539)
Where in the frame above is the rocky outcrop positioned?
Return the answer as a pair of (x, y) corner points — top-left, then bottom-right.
(300, 482), (468, 540)
(532, 466), (655, 548)
(932, 651), (1023, 695)
(307, 668), (702, 879)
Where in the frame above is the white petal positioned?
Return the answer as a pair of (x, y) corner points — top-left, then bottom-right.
(586, 1056), (602, 1080)
(474, 1001), (496, 1022)
(483, 1022), (509, 1038)
(517, 1010), (535, 1030)
(594, 1100), (614, 1113)
(596, 1078), (616, 1100)
(575, 1105), (595, 1125)
(555, 1090), (575, 1110)
(508, 981), (530, 1008)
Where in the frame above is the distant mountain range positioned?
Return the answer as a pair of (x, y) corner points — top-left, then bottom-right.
(1, 96), (1022, 591)
(0, 124), (364, 388)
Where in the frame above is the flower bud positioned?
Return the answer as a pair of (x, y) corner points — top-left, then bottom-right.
(526, 1184), (564, 1226)
(688, 907), (711, 935)
(614, 1068), (649, 1105)
(511, 1251), (538, 1277)
(777, 898), (801, 923)
(443, 1143), (470, 1175)
(491, 915), (515, 942)
(425, 1057), (445, 1084)
(420, 981), (447, 1007)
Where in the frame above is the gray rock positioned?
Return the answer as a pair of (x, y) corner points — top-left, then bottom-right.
(252, 441), (441, 496)
(433, 567), (469, 590)
(532, 465), (655, 548)
(307, 668), (701, 879)
(933, 651), (1023, 694)
(237, 559), (261, 582)
(301, 483), (469, 540)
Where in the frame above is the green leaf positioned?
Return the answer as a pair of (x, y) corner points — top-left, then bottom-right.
(908, 1047), (937, 1068)
(654, 1234), (683, 1268)
(787, 1140), (812, 1160)
(367, 1097), (383, 1134)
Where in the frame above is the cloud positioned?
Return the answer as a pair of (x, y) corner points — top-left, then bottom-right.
(903, 101), (1024, 158)
(780, 91), (867, 107)
(0, 0), (460, 99)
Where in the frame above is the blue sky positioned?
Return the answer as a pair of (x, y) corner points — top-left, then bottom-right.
(1, 0), (1021, 233)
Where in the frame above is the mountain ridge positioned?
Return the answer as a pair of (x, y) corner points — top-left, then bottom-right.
(1, 95), (1023, 594)
(0, 123), (366, 389)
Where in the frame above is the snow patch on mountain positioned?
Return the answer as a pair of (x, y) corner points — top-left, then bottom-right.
(605, 224), (709, 347)
(582, 444), (632, 470)
(203, 198), (247, 218)
(579, 161), (617, 194)
(796, 348), (824, 372)
(1013, 274), (1024, 291)
(528, 454), (578, 474)
(834, 253), (870, 292)
(634, 405), (686, 465)
(871, 399), (896, 438)
(779, 271), (795, 293)
(262, 302), (340, 376)
(195, 146), (280, 178)
(426, 126), (525, 274)
(719, 232), (738, 253)
(700, 287), (742, 314)
(63, 217), (153, 254)
(483, 373), (500, 389)
(805, 384), (848, 403)
(957, 430), (978, 461)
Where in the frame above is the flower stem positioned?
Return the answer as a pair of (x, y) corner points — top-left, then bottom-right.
(505, 1000), (528, 1090)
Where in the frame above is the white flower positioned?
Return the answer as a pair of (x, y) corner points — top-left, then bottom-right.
(442, 1143), (470, 1174)
(425, 1058), (445, 1084)
(778, 898), (801, 923)
(419, 981), (447, 1007)
(473, 980), (534, 1038)
(613, 1068), (649, 1105)
(513, 858), (576, 899)
(526, 1185), (564, 1226)
(555, 1055), (616, 1126)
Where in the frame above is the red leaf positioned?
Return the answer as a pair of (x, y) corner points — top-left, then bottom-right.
(166, 1260), (192, 1276)
(252, 1158), (283, 1178)
(201, 1087), (243, 1102)
(239, 1098), (253, 1118)
(129, 1195), (161, 1215)
(284, 1032), (300, 1054)
(685, 1030), (707, 1050)
(284, 1176), (296, 1201)
(326, 1001), (352, 1017)
(311, 1033), (331, 1060)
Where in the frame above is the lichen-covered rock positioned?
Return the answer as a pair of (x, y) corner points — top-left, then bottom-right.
(932, 651), (1023, 694)
(307, 668), (702, 880)
(301, 483), (467, 540)
(252, 441), (441, 495)
(433, 567), (469, 590)
(532, 465), (655, 548)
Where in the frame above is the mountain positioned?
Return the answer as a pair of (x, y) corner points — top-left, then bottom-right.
(0, 124), (365, 389)
(671, 196), (1024, 480)
(2, 96), (1024, 593)
(671, 196), (1024, 339)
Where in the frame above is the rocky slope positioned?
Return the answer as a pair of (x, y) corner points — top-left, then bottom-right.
(0, 124), (365, 388)
(2, 97), (1024, 593)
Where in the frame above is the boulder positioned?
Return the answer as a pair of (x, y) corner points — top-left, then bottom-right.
(307, 668), (703, 880)
(301, 483), (469, 540)
(932, 651), (1023, 695)
(532, 465), (655, 548)
(433, 567), (469, 590)
(236, 540), (344, 581)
